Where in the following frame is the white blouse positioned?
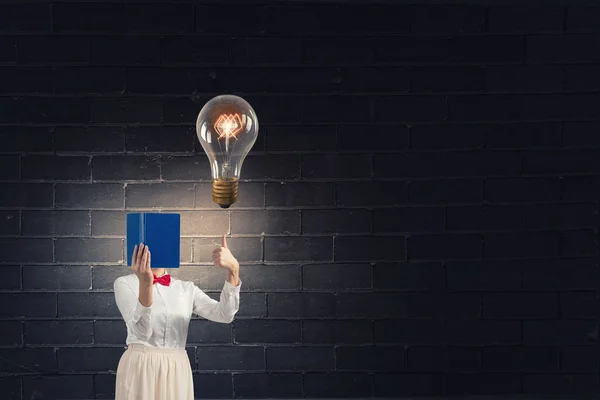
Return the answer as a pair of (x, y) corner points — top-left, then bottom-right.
(113, 273), (241, 348)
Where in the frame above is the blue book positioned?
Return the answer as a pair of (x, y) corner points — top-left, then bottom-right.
(126, 213), (181, 269)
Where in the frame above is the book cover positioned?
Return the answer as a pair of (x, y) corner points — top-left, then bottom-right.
(126, 213), (181, 269)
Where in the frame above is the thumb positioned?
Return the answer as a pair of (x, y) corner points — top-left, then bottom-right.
(222, 235), (228, 248)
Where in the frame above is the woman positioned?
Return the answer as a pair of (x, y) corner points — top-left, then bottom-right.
(113, 235), (241, 400)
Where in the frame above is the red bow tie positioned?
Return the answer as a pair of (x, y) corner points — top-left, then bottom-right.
(153, 273), (171, 286)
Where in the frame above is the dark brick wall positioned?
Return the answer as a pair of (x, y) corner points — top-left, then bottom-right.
(0, 1), (599, 399)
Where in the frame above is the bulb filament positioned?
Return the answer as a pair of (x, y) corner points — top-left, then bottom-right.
(214, 113), (244, 139)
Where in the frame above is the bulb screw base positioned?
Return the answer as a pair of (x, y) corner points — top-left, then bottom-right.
(212, 178), (238, 209)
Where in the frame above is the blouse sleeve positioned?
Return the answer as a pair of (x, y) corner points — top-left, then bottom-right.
(192, 280), (241, 323)
(113, 277), (153, 340)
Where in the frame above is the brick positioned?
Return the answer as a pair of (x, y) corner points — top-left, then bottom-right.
(448, 35), (524, 63)
(55, 238), (123, 263)
(565, 65), (600, 91)
(524, 373), (598, 394)
(303, 96), (372, 124)
(0, 98), (18, 123)
(487, 66), (563, 92)
(528, 34), (600, 64)
(0, 4), (51, 32)
(303, 320), (372, 344)
(446, 373), (521, 395)
(163, 36), (230, 64)
(337, 346), (405, 371)
(268, 293), (335, 318)
(160, 155), (210, 181)
(561, 175), (600, 201)
(410, 124), (482, 150)
(58, 292), (118, 318)
(0, 66), (53, 93)
(95, 374), (117, 398)
(522, 203), (597, 230)
(447, 346), (482, 372)
(92, 266), (129, 289)
(55, 66), (124, 94)
(303, 37), (372, 65)
(484, 292), (558, 319)
(223, 265), (301, 291)
(126, 67), (196, 94)
(338, 125), (409, 152)
(447, 321), (521, 345)
(52, 2), (123, 32)
(409, 179), (482, 205)
(0, 36), (16, 62)
(236, 293), (267, 318)
(126, 183), (194, 209)
(560, 291), (597, 319)
(91, 36), (161, 64)
(303, 263), (372, 290)
(93, 156), (160, 181)
(267, 346), (333, 371)
(24, 321), (93, 345)
(485, 232), (561, 259)
(408, 233), (481, 260)
(524, 320), (597, 345)
(56, 183), (123, 209)
(374, 95), (446, 123)
(0, 183), (52, 207)
(193, 374), (232, 398)
(483, 346), (559, 372)
(0, 321), (21, 345)
(337, 293), (407, 318)
(233, 37), (301, 65)
(562, 227), (597, 257)
(189, 319), (233, 344)
(0, 266), (21, 290)
(488, 6), (564, 33)
(337, 182), (407, 207)
(0, 348), (56, 373)
(20, 97), (92, 123)
(373, 262), (445, 290)
(24, 375), (94, 399)
(446, 260), (521, 291)
(373, 36), (447, 63)
(178, 211), (229, 236)
(339, 66), (409, 93)
(22, 155), (90, 180)
(374, 320), (444, 344)
(0, 127), (53, 153)
(21, 210), (89, 236)
(18, 35), (88, 63)
(243, 96), (303, 125)
(93, 97), (161, 124)
(0, 210), (18, 235)
(335, 236), (406, 262)
(58, 348), (122, 372)
(0, 377), (21, 400)
(234, 320), (300, 344)
(523, 149), (600, 175)
(197, 346), (264, 371)
(302, 155), (371, 179)
(564, 121), (600, 148)
(304, 372), (373, 397)
(375, 152), (446, 178)
(94, 320), (127, 344)
(411, 66), (485, 93)
(162, 97), (207, 123)
(561, 346), (598, 373)
(242, 155), (301, 180)
(407, 346), (444, 372)
(266, 126), (336, 152)
(194, 237), (261, 263)
(55, 126), (125, 153)
(0, 238), (53, 263)
(126, 126), (195, 153)
(234, 373), (302, 398)
(566, 7), (600, 33)
(374, 373), (445, 397)
(374, 207), (444, 233)
(408, 293), (480, 318)
(303, 209), (370, 234)
(522, 258), (598, 290)
(411, 6), (485, 33)
(485, 177), (560, 203)
(23, 265), (91, 290)
(0, 293), (56, 317)
(447, 205), (521, 232)
(125, 3), (194, 33)
(266, 182), (334, 207)
(196, 4), (267, 34)
(452, 150), (522, 177)
(231, 210), (299, 235)
(91, 211), (125, 236)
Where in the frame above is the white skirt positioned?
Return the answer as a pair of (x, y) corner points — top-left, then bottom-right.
(115, 344), (194, 400)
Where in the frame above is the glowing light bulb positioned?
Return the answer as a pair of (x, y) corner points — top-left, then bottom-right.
(196, 95), (259, 208)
